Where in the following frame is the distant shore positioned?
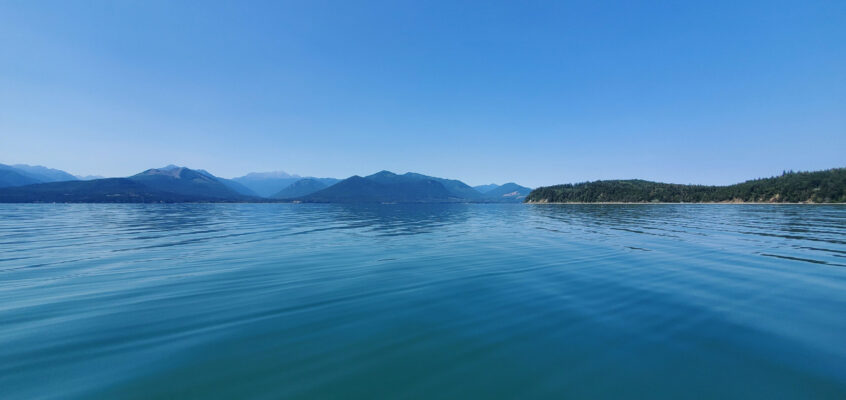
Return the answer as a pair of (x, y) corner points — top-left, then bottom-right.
(524, 169), (845, 204)
(524, 201), (845, 205)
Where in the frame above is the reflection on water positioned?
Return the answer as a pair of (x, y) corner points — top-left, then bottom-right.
(1, 204), (845, 399)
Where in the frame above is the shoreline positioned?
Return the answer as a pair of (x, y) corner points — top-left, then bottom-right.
(0, 201), (844, 205)
(524, 201), (846, 205)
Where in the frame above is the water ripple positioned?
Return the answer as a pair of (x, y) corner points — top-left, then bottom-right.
(0, 204), (845, 399)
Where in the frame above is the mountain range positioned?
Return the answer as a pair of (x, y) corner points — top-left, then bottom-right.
(0, 165), (255, 203)
(0, 164), (79, 188)
(230, 171), (341, 198)
(3, 162), (843, 203)
(294, 171), (530, 203)
(0, 163), (531, 203)
(230, 171), (302, 197)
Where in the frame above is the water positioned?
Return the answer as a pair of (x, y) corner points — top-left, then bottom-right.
(1, 204), (845, 399)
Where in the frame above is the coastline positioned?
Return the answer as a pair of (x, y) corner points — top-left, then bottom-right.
(1, 201), (843, 205)
(524, 201), (846, 205)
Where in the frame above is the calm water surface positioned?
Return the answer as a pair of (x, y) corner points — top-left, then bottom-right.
(1, 204), (845, 399)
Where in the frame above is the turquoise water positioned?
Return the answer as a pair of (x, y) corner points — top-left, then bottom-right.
(1, 204), (845, 399)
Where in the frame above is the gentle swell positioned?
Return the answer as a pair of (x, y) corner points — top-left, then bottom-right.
(0, 204), (845, 399)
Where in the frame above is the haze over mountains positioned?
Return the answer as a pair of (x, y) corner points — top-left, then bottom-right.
(0, 163), (531, 203)
(473, 184), (500, 193)
(272, 178), (334, 199)
(0, 164), (79, 187)
(2, 161), (843, 203)
(295, 171), (530, 203)
(227, 171), (342, 198)
(230, 171), (302, 198)
(76, 175), (105, 181)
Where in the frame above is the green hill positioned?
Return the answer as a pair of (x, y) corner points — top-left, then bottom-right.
(525, 169), (846, 203)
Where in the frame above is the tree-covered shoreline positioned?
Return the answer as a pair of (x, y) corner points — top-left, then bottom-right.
(525, 169), (846, 204)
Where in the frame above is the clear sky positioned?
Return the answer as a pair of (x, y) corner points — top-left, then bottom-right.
(1, 1), (844, 187)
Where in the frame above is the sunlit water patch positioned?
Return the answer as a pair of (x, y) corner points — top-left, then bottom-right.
(1, 204), (845, 399)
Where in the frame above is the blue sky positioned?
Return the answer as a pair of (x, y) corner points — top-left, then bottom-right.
(1, 1), (844, 187)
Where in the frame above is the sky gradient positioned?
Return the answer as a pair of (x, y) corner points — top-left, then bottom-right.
(1, 1), (844, 187)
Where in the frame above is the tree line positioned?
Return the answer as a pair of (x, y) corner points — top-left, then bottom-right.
(525, 168), (846, 203)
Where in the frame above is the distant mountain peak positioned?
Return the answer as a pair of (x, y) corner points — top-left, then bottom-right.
(2, 163), (78, 185)
(138, 166), (185, 178)
(484, 182), (532, 199)
(195, 169), (216, 178)
(238, 171), (300, 180)
(75, 175), (105, 181)
(13, 163), (50, 169)
(289, 170), (527, 203)
(148, 166), (221, 180)
(135, 166), (225, 184)
(129, 166), (250, 199)
(368, 170), (398, 178)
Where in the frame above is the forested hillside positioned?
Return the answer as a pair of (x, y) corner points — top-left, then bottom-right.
(526, 169), (846, 203)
